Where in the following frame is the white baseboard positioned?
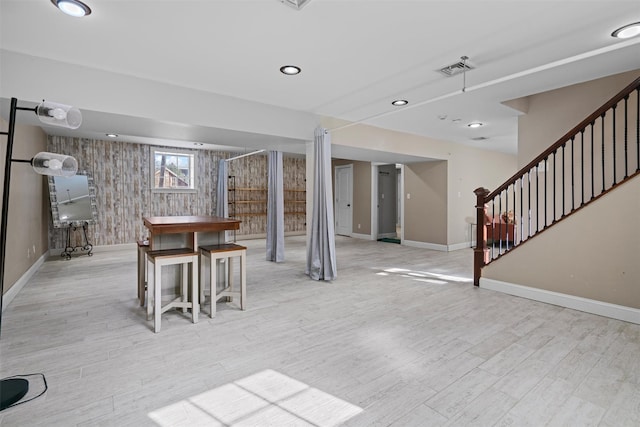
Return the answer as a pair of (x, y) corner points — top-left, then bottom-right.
(48, 243), (136, 258)
(448, 242), (473, 251)
(480, 278), (640, 325)
(402, 239), (448, 252)
(233, 231), (305, 241)
(351, 233), (375, 240)
(2, 252), (47, 310)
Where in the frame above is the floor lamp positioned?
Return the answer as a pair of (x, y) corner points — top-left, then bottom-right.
(0, 97), (81, 411)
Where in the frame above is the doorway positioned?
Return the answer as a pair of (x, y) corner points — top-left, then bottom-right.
(335, 164), (353, 236)
(377, 164), (397, 240)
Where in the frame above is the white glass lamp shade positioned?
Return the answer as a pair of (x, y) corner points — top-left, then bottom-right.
(36, 101), (82, 129)
(31, 152), (78, 177)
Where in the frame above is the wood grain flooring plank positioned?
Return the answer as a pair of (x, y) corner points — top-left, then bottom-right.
(1, 235), (638, 426)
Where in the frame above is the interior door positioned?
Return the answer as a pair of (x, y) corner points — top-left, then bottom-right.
(377, 164), (397, 238)
(335, 165), (352, 236)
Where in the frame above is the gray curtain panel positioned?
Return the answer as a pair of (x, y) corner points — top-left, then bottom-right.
(306, 127), (337, 280)
(266, 151), (285, 262)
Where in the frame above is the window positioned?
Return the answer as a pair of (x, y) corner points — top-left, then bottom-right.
(151, 149), (196, 191)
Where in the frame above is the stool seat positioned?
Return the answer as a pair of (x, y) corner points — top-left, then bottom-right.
(199, 243), (247, 253)
(199, 244), (246, 318)
(147, 248), (199, 259)
(147, 248), (199, 333)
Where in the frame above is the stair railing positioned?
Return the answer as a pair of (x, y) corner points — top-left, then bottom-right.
(474, 76), (640, 286)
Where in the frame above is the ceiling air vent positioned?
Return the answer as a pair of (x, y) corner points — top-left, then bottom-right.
(471, 136), (488, 141)
(279, 0), (312, 9)
(438, 60), (474, 77)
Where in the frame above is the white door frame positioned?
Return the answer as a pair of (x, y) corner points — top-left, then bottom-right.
(398, 164), (405, 243)
(334, 164), (353, 236)
(372, 163), (404, 242)
(371, 164), (379, 241)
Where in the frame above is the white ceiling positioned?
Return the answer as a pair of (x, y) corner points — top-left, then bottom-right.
(1, 0), (640, 164)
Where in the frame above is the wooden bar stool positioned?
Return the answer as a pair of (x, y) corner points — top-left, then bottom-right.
(146, 248), (199, 333)
(137, 240), (149, 306)
(199, 243), (246, 318)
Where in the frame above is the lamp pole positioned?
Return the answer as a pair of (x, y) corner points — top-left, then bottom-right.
(0, 98), (79, 411)
(1, 97), (20, 336)
(0, 98), (31, 410)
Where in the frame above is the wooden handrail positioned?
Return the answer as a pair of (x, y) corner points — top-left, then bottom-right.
(487, 76), (640, 201)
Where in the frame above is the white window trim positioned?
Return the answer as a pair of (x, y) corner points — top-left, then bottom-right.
(150, 148), (197, 193)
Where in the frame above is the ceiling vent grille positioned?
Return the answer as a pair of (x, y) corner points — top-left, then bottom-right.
(279, 0), (312, 9)
(438, 60), (474, 77)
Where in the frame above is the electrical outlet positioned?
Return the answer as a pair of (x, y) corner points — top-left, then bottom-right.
(358, 224), (361, 229)
(32, 244), (36, 254)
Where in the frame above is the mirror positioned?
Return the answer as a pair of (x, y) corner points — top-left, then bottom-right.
(48, 171), (97, 228)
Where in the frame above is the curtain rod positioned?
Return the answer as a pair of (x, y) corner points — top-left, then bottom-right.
(226, 149), (266, 162)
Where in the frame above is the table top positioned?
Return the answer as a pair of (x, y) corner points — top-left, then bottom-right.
(143, 215), (241, 234)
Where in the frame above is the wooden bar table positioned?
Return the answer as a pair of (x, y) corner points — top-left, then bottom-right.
(141, 215), (241, 314)
(143, 215), (241, 250)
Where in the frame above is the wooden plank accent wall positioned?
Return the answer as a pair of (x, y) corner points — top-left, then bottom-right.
(47, 137), (306, 248)
(227, 153), (306, 236)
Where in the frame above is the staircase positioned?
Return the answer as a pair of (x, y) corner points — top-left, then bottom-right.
(473, 76), (640, 286)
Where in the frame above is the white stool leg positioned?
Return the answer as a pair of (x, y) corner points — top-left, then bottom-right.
(137, 247), (144, 306)
(146, 258), (154, 321)
(191, 257), (199, 323)
(199, 251), (206, 304)
(240, 251), (246, 310)
(181, 263), (188, 313)
(154, 262), (162, 333)
(210, 254), (217, 318)
(227, 256), (234, 302)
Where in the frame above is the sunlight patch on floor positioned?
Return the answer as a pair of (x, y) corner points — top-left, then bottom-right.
(148, 369), (363, 426)
(381, 267), (472, 285)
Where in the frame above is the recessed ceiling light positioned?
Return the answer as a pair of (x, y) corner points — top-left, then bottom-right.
(280, 65), (301, 75)
(612, 22), (640, 39)
(468, 122), (483, 128)
(392, 99), (408, 106)
(194, 142), (204, 146)
(106, 133), (118, 138)
(51, 0), (92, 17)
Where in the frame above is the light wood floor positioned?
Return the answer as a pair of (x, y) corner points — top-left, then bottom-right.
(1, 236), (638, 426)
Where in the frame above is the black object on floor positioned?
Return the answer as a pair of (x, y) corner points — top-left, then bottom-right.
(378, 238), (400, 244)
(0, 378), (29, 411)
